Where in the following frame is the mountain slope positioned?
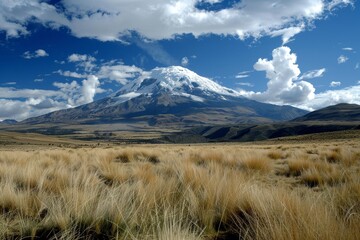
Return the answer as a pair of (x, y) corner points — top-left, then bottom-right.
(22, 66), (307, 127)
(292, 103), (360, 122)
(164, 103), (360, 143)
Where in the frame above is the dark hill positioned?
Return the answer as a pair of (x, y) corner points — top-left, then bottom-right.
(164, 103), (360, 143)
(292, 103), (360, 122)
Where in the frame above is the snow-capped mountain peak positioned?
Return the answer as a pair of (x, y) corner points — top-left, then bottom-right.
(113, 66), (240, 103)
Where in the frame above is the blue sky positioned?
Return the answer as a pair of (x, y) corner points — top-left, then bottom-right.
(0, 0), (359, 120)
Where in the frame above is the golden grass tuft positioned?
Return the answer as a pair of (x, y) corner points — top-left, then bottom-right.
(0, 141), (359, 239)
(241, 157), (272, 172)
(267, 150), (283, 160)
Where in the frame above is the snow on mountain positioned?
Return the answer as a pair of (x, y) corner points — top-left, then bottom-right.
(112, 66), (240, 104)
(21, 65), (308, 126)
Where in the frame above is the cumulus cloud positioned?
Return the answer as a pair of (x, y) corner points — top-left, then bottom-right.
(0, 87), (58, 99)
(79, 75), (101, 104)
(98, 63), (143, 85)
(238, 45), (359, 111)
(0, 0), (353, 43)
(59, 56), (145, 85)
(338, 55), (349, 64)
(23, 49), (49, 59)
(0, 99), (32, 120)
(299, 68), (326, 80)
(239, 46), (315, 105)
(342, 47), (353, 51)
(181, 57), (189, 67)
(330, 81), (341, 87)
(0, 87), (63, 120)
(0, 56), (144, 120)
(300, 85), (360, 110)
(52, 76), (102, 107)
(0, 0), (67, 38)
(0, 74), (105, 121)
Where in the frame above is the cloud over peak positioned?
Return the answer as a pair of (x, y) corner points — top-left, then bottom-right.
(0, 0), (354, 43)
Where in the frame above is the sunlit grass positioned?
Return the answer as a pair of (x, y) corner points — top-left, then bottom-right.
(0, 141), (359, 239)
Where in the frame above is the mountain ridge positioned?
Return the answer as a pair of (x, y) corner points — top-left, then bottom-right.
(22, 66), (307, 126)
(292, 103), (360, 122)
(163, 103), (360, 143)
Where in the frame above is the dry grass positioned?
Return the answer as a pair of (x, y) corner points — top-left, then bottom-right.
(0, 140), (359, 239)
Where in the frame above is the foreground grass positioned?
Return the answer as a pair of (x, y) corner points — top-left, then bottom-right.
(0, 141), (359, 239)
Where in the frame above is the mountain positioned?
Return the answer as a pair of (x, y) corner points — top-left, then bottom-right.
(292, 103), (360, 122)
(0, 119), (18, 125)
(22, 66), (307, 127)
(164, 103), (360, 143)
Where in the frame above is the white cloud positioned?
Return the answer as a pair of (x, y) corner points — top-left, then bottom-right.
(0, 99), (32, 120)
(342, 47), (353, 51)
(132, 36), (177, 65)
(3, 82), (16, 85)
(0, 0), (353, 43)
(236, 70), (252, 79)
(56, 70), (87, 79)
(0, 74), (105, 121)
(330, 81), (341, 87)
(98, 63), (143, 85)
(35, 49), (48, 57)
(356, 63), (359, 69)
(0, 0), (67, 38)
(34, 78), (43, 82)
(299, 85), (360, 110)
(0, 87), (58, 99)
(338, 55), (349, 64)
(59, 56), (144, 86)
(181, 57), (189, 66)
(0, 87), (65, 120)
(79, 75), (101, 105)
(270, 25), (304, 45)
(236, 82), (253, 87)
(235, 74), (249, 79)
(68, 53), (96, 72)
(236, 45), (359, 111)
(299, 68), (326, 80)
(327, 0), (354, 10)
(239, 46), (315, 105)
(23, 49), (49, 59)
(202, 0), (223, 3)
(68, 54), (94, 62)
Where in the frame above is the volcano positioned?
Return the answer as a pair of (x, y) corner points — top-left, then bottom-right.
(22, 66), (307, 127)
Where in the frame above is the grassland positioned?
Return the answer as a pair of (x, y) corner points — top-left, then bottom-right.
(0, 134), (359, 239)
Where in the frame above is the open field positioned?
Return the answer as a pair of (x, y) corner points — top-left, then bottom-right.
(0, 133), (359, 239)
